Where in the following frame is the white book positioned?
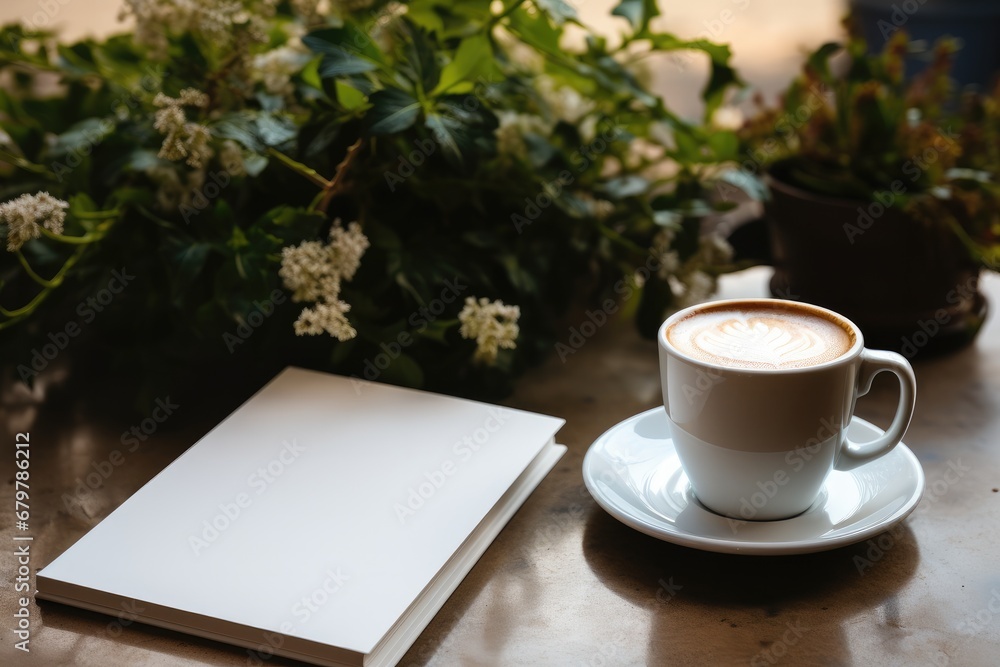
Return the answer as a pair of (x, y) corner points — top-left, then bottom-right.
(37, 367), (566, 666)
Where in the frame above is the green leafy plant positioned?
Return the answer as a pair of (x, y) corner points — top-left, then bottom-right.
(740, 28), (1000, 266)
(0, 0), (743, 402)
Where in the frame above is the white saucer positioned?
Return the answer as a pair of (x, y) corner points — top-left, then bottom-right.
(583, 408), (925, 555)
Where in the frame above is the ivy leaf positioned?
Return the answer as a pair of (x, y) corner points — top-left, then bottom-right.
(647, 35), (743, 117)
(704, 59), (742, 118)
(368, 88), (421, 134)
(425, 113), (463, 165)
(427, 95), (498, 165)
(168, 240), (213, 305)
(508, 5), (561, 54)
(714, 168), (770, 202)
(707, 130), (738, 161)
(213, 112), (265, 153)
(534, 0), (578, 25)
(601, 175), (649, 199)
(612, 0), (659, 32)
(303, 26), (384, 78)
(334, 81), (368, 111)
(256, 113), (297, 147)
(806, 42), (842, 87)
(401, 24), (440, 93)
(433, 34), (492, 95)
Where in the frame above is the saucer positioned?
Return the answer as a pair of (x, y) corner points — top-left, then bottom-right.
(582, 408), (925, 555)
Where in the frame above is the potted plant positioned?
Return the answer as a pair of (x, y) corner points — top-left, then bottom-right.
(0, 1), (744, 406)
(740, 30), (1000, 356)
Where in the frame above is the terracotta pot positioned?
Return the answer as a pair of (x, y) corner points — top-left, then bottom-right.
(764, 171), (987, 357)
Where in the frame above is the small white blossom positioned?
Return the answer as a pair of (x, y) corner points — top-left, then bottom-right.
(280, 221), (369, 340)
(458, 296), (520, 365)
(673, 270), (716, 309)
(252, 43), (310, 96)
(0, 128), (12, 147)
(293, 299), (356, 340)
(495, 111), (551, 159)
(219, 140), (247, 177)
(653, 230), (727, 308)
(536, 75), (594, 124)
(120, 0), (277, 57)
(280, 240), (337, 303)
(710, 106), (744, 131)
(652, 227), (678, 280)
(0, 192), (68, 252)
(153, 89), (214, 168)
(698, 233), (734, 265)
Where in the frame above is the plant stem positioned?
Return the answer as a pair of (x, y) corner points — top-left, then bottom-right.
(15, 251), (58, 288)
(0, 149), (53, 177)
(491, 0), (529, 26)
(0, 245), (86, 322)
(314, 139), (365, 215)
(267, 148), (332, 189)
(38, 227), (104, 244)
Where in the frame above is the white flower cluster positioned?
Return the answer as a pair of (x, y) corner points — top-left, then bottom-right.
(495, 111), (551, 159)
(458, 296), (520, 365)
(652, 228), (733, 310)
(153, 89), (213, 169)
(218, 140), (247, 177)
(120, 0), (277, 57)
(279, 221), (370, 340)
(0, 191), (68, 252)
(535, 75), (595, 125)
(252, 42), (311, 96)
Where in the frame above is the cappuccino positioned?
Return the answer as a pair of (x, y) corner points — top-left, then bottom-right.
(666, 301), (855, 370)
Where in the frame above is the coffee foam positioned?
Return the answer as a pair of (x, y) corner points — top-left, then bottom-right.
(666, 304), (855, 369)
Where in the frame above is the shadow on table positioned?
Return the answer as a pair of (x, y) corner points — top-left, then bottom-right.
(581, 505), (920, 664)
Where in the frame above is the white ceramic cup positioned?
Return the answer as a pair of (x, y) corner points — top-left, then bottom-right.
(658, 298), (916, 521)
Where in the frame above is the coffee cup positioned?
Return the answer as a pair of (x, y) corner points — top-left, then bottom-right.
(658, 298), (916, 521)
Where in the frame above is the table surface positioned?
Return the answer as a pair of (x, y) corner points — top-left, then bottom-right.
(2, 267), (999, 667)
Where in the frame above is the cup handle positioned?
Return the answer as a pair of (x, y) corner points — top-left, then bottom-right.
(835, 349), (916, 471)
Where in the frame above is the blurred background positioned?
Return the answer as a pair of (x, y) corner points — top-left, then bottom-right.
(4, 0), (997, 117)
(0, 0), (847, 120)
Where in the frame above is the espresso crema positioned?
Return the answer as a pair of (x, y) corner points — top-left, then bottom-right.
(666, 302), (855, 369)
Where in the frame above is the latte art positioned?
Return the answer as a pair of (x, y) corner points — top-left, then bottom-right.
(667, 303), (854, 369)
